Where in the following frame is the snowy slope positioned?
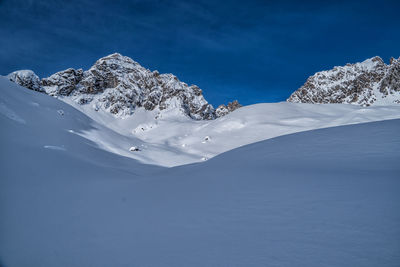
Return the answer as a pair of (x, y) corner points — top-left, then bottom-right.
(2, 76), (400, 167)
(66, 92), (400, 166)
(1, 76), (399, 266)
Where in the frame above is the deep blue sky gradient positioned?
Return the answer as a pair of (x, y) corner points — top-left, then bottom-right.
(0, 0), (399, 106)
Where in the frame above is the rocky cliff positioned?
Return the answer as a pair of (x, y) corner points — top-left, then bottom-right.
(8, 53), (241, 119)
(288, 56), (400, 106)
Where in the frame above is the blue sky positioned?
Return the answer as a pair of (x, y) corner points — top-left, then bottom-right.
(0, 0), (399, 106)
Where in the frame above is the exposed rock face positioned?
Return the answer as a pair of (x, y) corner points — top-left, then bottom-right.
(216, 100), (242, 117)
(7, 53), (241, 119)
(7, 70), (43, 92)
(288, 56), (400, 106)
(379, 57), (400, 96)
(42, 68), (84, 96)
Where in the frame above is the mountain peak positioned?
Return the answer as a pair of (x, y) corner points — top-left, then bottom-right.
(7, 53), (241, 119)
(288, 56), (400, 106)
(103, 52), (124, 59)
(95, 53), (142, 69)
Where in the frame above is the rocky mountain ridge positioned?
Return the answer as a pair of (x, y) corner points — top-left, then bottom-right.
(7, 53), (241, 119)
(287, 56), (400, 106)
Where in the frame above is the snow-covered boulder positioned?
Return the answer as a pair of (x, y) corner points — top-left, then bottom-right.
(7, 70), (43, 92)
(287, 56), (400, 106)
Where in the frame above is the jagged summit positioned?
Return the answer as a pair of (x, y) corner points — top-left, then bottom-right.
(287, 56), (400, 106)
(8, 53), (241, 119)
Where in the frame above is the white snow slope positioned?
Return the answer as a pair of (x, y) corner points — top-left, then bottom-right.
(4, 73), (400, 167)
(61, 87), (400, 167)
(1, 76), (400, 266)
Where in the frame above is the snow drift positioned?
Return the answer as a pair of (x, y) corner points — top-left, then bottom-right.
(1, 76), (399, 266)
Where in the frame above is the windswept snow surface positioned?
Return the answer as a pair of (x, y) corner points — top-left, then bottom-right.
(1, 76), (400, 266)
(62, 92), (400, 167)
(4, 74), (400, 167)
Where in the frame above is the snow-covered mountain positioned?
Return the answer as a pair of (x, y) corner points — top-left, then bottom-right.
(7, 53), (241, 120)
(6, 53), (400, 165)
(1, 75), (400, 267)
(2, 76), (400, 166)
(288, 56), (400, 106)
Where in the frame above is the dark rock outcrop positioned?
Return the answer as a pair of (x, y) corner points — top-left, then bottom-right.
(216, 100), (242, 117)
(42, 68), (84, 96)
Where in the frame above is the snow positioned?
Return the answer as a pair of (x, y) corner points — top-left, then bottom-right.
(0, 102), (26, 124)
(7, 70), (43, 92)
(43, 145), (66, 151)
(1, 77), (399, 266)
(7, 70), (39, 82)
(37, 53), (216, 120)
(357, 56), (384, 71)
(63, 95), (400, 166)
(129, 146), (140, 152)
(288, 56), (400, 106)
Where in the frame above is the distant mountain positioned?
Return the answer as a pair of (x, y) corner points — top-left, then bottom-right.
(7, 53), (241, 119)
(288, 56), (400, 106)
